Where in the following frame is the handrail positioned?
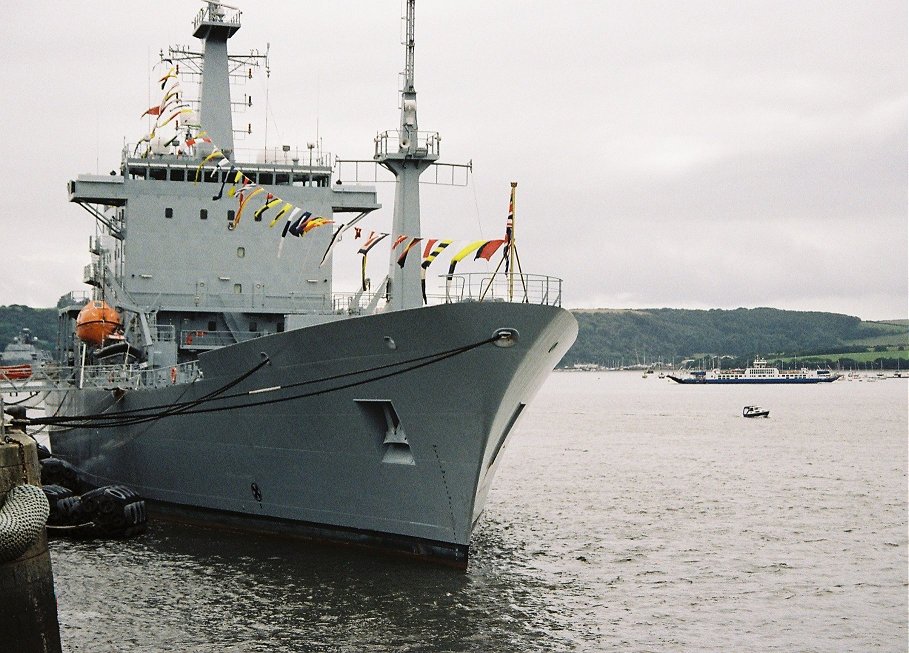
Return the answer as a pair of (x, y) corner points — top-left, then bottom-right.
(436, 272), (562, 307)
(0, 360), (203, 393)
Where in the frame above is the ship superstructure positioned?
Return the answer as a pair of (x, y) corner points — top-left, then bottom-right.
(38, 1), (578, 566)
(60, 4), (380, 373)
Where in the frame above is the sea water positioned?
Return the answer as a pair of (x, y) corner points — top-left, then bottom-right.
(47, 372), (908, 652)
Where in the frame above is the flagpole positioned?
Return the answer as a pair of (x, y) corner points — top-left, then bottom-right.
(508, 182), (517, 302)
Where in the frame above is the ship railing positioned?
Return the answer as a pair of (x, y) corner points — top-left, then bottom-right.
(40, 360), (204, 391)
(57, 290), (91, 309)
(374, 131), (440, 158)
(232, 146), (334, 169)
(138, 360), (201, 388)
(0, 364), (72, 395)
(132, 290), (335, 314)
(180, 329), (265, 350)
(331, 294), (371, 315)
(123, 146), (332, 184)
(434, 273), (563, 307)
(194, 4), (240, 30)
(155, 324), (176, 343)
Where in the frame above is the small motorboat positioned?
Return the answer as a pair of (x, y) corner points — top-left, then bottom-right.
(743, 405), (770, 418)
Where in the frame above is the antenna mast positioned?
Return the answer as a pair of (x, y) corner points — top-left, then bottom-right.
(399, 0), (418, 154)
(375, 0), (439, 311)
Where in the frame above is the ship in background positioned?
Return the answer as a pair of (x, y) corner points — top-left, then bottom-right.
(38, 1), (577, 566)
(667, 357), (840, 384)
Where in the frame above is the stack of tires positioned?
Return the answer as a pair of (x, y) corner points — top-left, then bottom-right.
(37, 449), (146, 539)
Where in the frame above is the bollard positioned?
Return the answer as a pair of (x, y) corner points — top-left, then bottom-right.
(0, 429), (63, 653)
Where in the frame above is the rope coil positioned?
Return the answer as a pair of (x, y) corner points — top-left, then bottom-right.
(0, 484), (49, 562)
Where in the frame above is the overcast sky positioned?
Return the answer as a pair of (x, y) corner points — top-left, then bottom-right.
(1, 1), (905, 320)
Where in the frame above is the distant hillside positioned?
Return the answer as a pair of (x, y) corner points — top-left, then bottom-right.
(563, 307), (908, 368)
(0, 305), (58, 350)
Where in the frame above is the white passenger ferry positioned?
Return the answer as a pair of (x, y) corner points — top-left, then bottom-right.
(668, 358), (841, 384)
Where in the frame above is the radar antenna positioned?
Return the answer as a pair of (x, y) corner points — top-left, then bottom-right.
(398, 0), (418, 153)
(205, 1), (239, 20)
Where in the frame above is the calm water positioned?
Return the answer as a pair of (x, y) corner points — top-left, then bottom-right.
(47, 373), (908, 652)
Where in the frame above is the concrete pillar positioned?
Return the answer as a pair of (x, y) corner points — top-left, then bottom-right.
(0, 430), (63, 653)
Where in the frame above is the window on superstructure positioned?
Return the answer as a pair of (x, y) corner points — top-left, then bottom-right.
(200, 209), (208, 220)
(170, 169), (186, 182)
(259, 173), (273, 185)
(165, 207), (173, 219)
(207, 321), (216, 331)
(227, 210), (235, 225)
(237, 247), (245, 258)
(233, 284), (242, 294)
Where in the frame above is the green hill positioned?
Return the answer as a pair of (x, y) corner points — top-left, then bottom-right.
(0, 305), (58, 351)
(563, 307), (908, 368)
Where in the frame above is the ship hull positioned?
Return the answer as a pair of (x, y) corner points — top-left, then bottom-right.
(47, 302), (577, 565)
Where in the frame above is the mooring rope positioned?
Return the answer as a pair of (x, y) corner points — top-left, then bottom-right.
(0, 484), (49, 562)
(25, 335), (496, 430)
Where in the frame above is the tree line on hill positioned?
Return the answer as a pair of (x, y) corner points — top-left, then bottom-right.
(2, 303), (906, 369)
(0, 305), (57, 350)
(562, 307), (907, 369)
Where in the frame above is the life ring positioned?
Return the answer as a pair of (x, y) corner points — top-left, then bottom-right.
(170, 367), (177, 384)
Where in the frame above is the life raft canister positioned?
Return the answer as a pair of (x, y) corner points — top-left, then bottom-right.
(75, 300), (122, 346)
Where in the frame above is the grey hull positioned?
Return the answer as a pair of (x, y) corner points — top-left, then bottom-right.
(48, 302), (577, 565)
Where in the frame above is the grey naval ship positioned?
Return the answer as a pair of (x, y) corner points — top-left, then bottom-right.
(41, 1), (577, 566)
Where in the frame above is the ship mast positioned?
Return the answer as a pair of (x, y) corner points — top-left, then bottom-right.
(193, 1), (241, 158)
(375, 0), (439, 311)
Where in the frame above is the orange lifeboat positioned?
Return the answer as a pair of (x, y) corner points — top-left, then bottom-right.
(75, 300), (122, 346)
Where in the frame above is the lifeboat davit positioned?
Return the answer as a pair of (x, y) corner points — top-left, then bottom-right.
(75, 300), (122, 346)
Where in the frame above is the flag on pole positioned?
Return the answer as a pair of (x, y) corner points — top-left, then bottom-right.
(357, 232), (389, 291)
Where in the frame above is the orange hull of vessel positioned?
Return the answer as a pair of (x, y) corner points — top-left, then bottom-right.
(75, 301), (122, 346)
(0, 364), (32, 380)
